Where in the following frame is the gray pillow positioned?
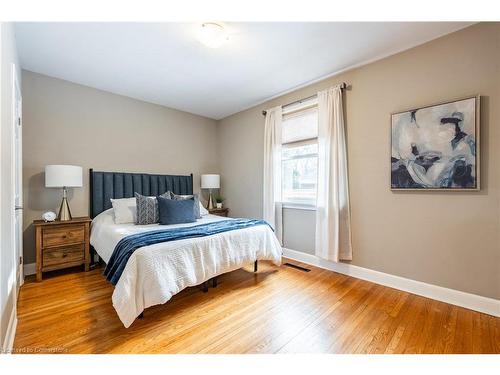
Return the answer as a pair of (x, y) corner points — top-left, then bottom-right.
(170, 192), (201, 219)
(135, 192), (170, 225)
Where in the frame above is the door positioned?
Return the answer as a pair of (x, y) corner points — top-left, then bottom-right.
(12, 65), (23, 290)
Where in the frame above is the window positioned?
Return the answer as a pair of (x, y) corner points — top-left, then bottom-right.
(281, 102), (318, 206)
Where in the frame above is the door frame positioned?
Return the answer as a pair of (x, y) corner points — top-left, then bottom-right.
(11, 63), (23, 293)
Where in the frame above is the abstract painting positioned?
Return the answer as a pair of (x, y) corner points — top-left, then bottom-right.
(391, 96), (479, 190)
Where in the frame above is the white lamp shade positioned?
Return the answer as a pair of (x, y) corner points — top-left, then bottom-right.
(201, 174), (220, 189)
(45, 165), (83, 188)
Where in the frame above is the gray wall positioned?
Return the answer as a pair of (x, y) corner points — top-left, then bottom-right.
(0, 23), (21, 349)
(282, 208), (316, 255)
(22, 71), (219, 264)
(216, 23), (500, 299)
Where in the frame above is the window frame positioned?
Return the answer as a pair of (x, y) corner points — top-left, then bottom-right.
(280, 101), (319, 209)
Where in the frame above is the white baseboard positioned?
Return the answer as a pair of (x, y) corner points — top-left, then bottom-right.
(24, 262), (36, 276)
(282, 248), (500, 317)
(1, 304), (17, 354)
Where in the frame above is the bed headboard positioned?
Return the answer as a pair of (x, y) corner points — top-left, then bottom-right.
(89, 169), (193, 219)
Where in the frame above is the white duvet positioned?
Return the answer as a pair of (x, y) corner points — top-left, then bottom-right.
(90, 209), (282, 327)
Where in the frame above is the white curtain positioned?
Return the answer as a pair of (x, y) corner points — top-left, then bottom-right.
(315, 85), (352, 262)
(263, 106), (283, 244)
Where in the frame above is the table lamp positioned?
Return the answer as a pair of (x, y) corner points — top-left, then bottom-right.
(201, 174), (220, 210)
(45, 165), (83, 221)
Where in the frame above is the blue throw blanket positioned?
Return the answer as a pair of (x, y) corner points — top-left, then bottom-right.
(104, 218), (270, 285)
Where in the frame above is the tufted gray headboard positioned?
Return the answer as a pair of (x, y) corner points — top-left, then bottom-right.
(89, 169), (193, 219)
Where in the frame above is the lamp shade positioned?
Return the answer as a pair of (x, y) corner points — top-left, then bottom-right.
(45, 165), (83, 188)
(201, 174), (220, 189)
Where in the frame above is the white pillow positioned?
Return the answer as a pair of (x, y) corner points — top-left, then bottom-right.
(199, 201), (209, 216)
(111, 197), (137, 224)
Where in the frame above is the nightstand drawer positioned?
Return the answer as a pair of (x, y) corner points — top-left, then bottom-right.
(43, 225), (85, 247)
(43, 244), (85, 268)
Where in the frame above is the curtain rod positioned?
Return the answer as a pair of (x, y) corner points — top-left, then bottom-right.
(261, 82), (348, 116)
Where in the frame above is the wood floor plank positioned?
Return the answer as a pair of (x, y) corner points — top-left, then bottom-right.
(13, 259), (500, 354)
(453, 307), (474, 353)
(442, 307), (459, 354)
(425, 302), (453, 354)
(491, 315), (500, 353)
(361, 289), (411, 354)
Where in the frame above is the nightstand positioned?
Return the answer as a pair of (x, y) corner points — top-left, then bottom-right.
(208, 207), (229, 217)
(34, 217), (92, 281)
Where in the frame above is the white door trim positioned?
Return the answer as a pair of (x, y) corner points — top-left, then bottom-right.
(282, 248), (500, 317)
(12, 63), (23, 289)
(1, 305), (17, 353)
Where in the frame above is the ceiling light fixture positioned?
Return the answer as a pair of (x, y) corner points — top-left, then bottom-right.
(197, 23), (228, 49)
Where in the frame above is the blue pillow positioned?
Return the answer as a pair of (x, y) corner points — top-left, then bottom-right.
(157, 196), (196, 225)
(170, 192), (201, 219)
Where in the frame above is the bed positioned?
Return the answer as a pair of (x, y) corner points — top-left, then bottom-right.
(88, 169), (282, 327)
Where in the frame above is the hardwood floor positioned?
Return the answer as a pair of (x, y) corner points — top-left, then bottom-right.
(13, 259), (500, 354)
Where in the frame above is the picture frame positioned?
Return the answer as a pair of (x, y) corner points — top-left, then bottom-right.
(390, 95), (480, 191)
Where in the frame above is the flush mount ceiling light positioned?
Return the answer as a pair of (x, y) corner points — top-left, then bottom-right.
(197, 23), (228, 48)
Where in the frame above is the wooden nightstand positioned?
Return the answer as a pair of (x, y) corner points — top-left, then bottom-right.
(208, 207), (229, 217)
(34, 217), (92, 281)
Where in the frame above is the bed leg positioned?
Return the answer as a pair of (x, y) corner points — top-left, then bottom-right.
(212, 277), (218, 288)
(202, 281), (209, 293)
(138, 312), (144, 319)
(254, 260), (258, 272)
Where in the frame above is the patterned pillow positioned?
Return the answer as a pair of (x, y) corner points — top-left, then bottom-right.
(135, 192), (170, 225)
(170, 192), (201, 219)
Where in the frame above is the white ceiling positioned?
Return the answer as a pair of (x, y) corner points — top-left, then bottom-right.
(14, 22), (473, 120)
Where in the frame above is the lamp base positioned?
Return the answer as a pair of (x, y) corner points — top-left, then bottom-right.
(58, 196), (73, 221)
(207, 190), (214, 210)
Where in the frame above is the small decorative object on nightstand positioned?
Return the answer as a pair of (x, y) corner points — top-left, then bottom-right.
(34, 217), (92, 281)
(215, 195), (224, 209)
(42, 211), (57, 222)
(209, 207), (229, 217)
